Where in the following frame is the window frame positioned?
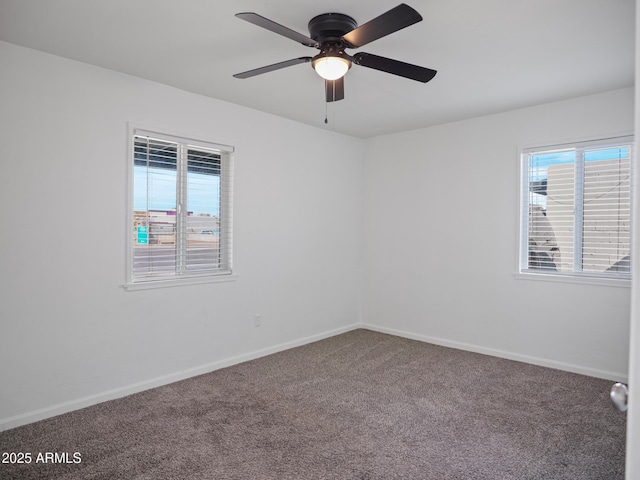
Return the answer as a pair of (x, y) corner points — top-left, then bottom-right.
(517, 135), (633, 287)
(124, 125), (236, 290)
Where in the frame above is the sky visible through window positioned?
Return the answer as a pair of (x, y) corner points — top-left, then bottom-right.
(530, 147), (629, 178)
(133, 166), (221, 216)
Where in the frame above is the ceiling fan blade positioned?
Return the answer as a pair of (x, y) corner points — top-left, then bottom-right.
(233, 57), (313, 79)
(325, 78), (345, 102)
(341, 4), (422, 48)
(353, 52), (436, 83)
(236, 12), (318, 48)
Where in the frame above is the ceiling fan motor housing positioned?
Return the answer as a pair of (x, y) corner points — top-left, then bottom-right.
(308, 12), (357, 73)
(308, 13), (357, 44)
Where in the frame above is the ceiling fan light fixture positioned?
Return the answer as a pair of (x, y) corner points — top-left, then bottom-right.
(312, 55), (351, 81)
(234, 5), (437, 102)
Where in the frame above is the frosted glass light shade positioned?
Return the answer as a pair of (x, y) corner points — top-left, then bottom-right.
(313, 56), (351, 80)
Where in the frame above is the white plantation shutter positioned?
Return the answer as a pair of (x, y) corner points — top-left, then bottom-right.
(130, 129), (233, 284)
(132, 136), (179, 277)
(582, 146), (631, 273)
(520, 136), (632, 280)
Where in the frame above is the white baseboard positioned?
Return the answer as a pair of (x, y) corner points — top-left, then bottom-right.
(3, 322), (625, 432)
(361, 323), (629, 383)
(0, 324), (360, 432)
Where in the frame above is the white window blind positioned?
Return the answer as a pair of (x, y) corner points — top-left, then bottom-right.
(129, 129), (233, 285)
(520, 136), (632, 280)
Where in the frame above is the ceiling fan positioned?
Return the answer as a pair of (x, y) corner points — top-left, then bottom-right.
(233, 3), (437, 102)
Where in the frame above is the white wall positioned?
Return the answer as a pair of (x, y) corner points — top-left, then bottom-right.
(0, 39), (633, 431)
(0, 41), (364, 429)
(362, 88), (633, 380)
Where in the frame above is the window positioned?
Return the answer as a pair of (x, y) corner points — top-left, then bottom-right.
(127, 128), (234, 288)
(519, 136), (633, 281)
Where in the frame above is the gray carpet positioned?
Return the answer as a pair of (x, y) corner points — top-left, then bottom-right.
(0, 329), (626, 479)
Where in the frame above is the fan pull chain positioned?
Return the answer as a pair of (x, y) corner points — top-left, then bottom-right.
(324, 80), (329, 124)
(324, 80), (334, 126)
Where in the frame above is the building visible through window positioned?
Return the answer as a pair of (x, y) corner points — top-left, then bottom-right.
(521, 137), (632, 279)
(128, 129), (233, 286)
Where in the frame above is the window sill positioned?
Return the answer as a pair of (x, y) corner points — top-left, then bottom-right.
(515, 271), (630, 288)
(123, 273), (238, 291)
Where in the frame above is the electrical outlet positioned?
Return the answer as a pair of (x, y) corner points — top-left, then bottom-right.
(253, 314), (262, 328)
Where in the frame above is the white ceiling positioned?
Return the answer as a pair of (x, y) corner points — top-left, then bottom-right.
(0, 0), (634, 138)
